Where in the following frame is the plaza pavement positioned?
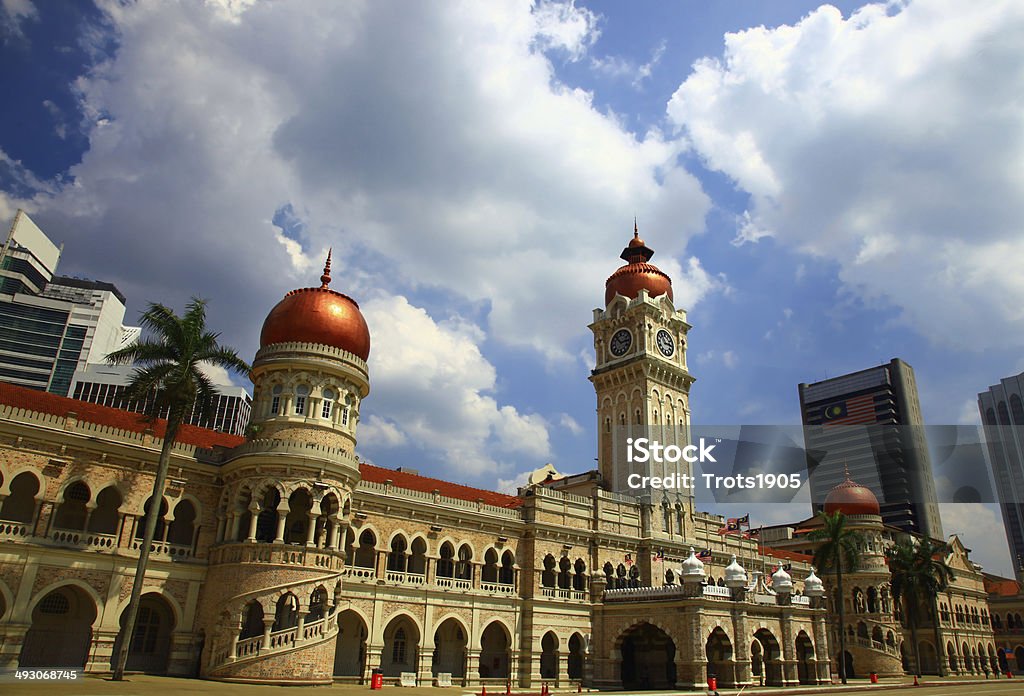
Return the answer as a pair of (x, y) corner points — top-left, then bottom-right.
(4, 675), (1024, 696)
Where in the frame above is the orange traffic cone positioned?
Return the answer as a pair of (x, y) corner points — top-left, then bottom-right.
(482, 685), (487, 696)
(577, 684), (582, 694)
(506, 681), (511, 696)
(913, 675), (919, 686)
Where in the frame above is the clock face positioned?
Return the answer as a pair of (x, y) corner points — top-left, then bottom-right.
(656, 329), (675, 357)
(609, 329), (632, 357)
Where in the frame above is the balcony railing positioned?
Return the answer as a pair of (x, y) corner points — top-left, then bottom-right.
(50, 529), (117, 550)
(132, 538), (194, 559)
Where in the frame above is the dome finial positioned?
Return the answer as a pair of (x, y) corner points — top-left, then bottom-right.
(843, 461), (851, 480)
(634, 216), (638, 239)
(320, 248), (333, 289)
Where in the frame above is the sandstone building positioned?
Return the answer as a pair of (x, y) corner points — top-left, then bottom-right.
(0, 229), (1000, 687)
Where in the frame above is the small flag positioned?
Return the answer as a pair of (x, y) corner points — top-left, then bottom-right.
(698, 549), (713, 559)
(653, 549), (664, 560)
(737, 514), (750, 527)
(743, 529), (761, 540)
(624, 553), (633, 565)
(718, 519), (741, 535)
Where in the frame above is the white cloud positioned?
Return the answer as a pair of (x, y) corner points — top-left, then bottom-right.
(559, 412), (583, 435)
(939, 503), (1012, 576)
(532, 0), (600, 61)
(496, 469), (533, 495)
(2, 0), (714, 369)
(359, 415), (408, 448)
(361, 294), (550, 475)
(722, 350), (738, 369)
(591, 39), (667, 88)
(666, 0), (1024, 351)
(197, 361), (237, 387)
(1, 0), (37, 39)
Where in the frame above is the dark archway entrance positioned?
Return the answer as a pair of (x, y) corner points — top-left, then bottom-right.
(754, 629), (783, 686)
(796, 631), (815, 685)
(619, 623), (675, 690)
(432, 618), (467, 679)
(117, 593), (175, 673)
(20, 586), (96, 669)
(705, 628), (733, 687)
(480, 622), (511, 679)
(567, 633), (584, 680)
(540, 632), (558, 679)
(334, 610), (368, 679)
(840, 651), (855, 679)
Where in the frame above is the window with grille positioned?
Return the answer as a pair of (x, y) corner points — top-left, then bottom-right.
(392, 627), (407, 664)
(39, 592), (69, 614)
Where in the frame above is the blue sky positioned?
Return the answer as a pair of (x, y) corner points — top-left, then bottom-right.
(2, 0), (1022, 574)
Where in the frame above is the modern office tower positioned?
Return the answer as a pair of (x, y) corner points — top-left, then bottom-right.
(799, 358), (943, 539)
(979, 372), (1024, 574)
(0, 210), (139, 396)
(70, 363), (253, 436)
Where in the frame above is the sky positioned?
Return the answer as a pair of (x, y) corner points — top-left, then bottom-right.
(1, 0), (1022, 575)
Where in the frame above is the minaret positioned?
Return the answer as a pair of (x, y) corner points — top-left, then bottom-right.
(589, 224), (695, 537)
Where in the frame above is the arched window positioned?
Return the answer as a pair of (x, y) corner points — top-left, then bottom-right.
(541, 555), (556, 588)
(54, 482), (90, 531)
(270, 384), (282, 415)
(167, 499), (197, 547)
(437, 542), (455, 578)
(408, 537), (427, 575)
(388, 536), (408, 572)
(573, 559), (587, 591)
(295, 385), (310, 415)
(285, 488), (312, 544)
(0, 471), (39, 523)
(308, 587), (328, 622)
(355, 530), (376, 568)
(240, 601), (264, 639)
(322, 388), (335, 419)
(136, 496), (168, 541)
(392, 627), (407, 664)
(255, 488), (280, 543)
(665, 569), (675, 584)
(89, 486), (122, 535)
(603, 562), (614, 584)
(273, 593), (298, 631)
(499, 551), (515, 585)
(455, 544), (473, 580)
(482, 549), (499, 583)
(998, 401), (1011, 425)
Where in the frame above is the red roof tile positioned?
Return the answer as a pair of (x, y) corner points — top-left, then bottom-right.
(358, 462), (523, 509)
(984, 574), (1021, 597)
(0, 381), (245, 450)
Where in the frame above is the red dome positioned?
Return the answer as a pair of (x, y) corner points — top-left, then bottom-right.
(259, 252), (371, 361)
(824, 477), (880, 516)
(604, 226), (673, 305)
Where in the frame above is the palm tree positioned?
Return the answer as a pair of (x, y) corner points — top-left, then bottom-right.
(886, 536), (954, 679)
(809, 510), (863, 684)
(107, 298), (249, 680)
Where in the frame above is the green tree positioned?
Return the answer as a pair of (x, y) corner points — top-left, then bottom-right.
(107, 298), (249, 680)
(886, 536), (954, 678)
(809, 510), (864, 684)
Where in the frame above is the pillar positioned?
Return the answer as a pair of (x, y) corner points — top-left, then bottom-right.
(274, 507), (288, 543)
(262, 617), (275, 650)
(246, 505), (259, 542)
(305, 513), (317, 547)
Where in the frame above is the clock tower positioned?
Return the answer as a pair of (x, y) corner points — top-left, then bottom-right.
(589, 225), (696, 537)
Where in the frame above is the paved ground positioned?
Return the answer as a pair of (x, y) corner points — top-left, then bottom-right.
(3, 675), (1024, 696)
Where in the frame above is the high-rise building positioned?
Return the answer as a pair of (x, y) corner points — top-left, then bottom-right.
(798, 358), (943, 539)
(0, 210), (139, 396)
(69, 363), (252, 436)
(978, 372), (1024, 574)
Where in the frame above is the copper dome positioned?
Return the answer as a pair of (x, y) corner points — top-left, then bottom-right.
(824, 475), (880, 516)
(259, 251), (371, 361)
(604, 224), (674, 306)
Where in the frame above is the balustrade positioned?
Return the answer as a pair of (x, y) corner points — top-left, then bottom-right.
(50, 528), (118, 549)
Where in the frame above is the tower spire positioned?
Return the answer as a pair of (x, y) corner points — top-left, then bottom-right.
(320, 248), (332, 289)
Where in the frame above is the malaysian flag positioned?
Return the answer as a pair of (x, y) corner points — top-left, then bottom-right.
(822, 394), (876, 426)
(718, 518), (742, 535)
(743, 528), (761, 540)
(698, 549), (713, 559)
(737, 514), (750, 527)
